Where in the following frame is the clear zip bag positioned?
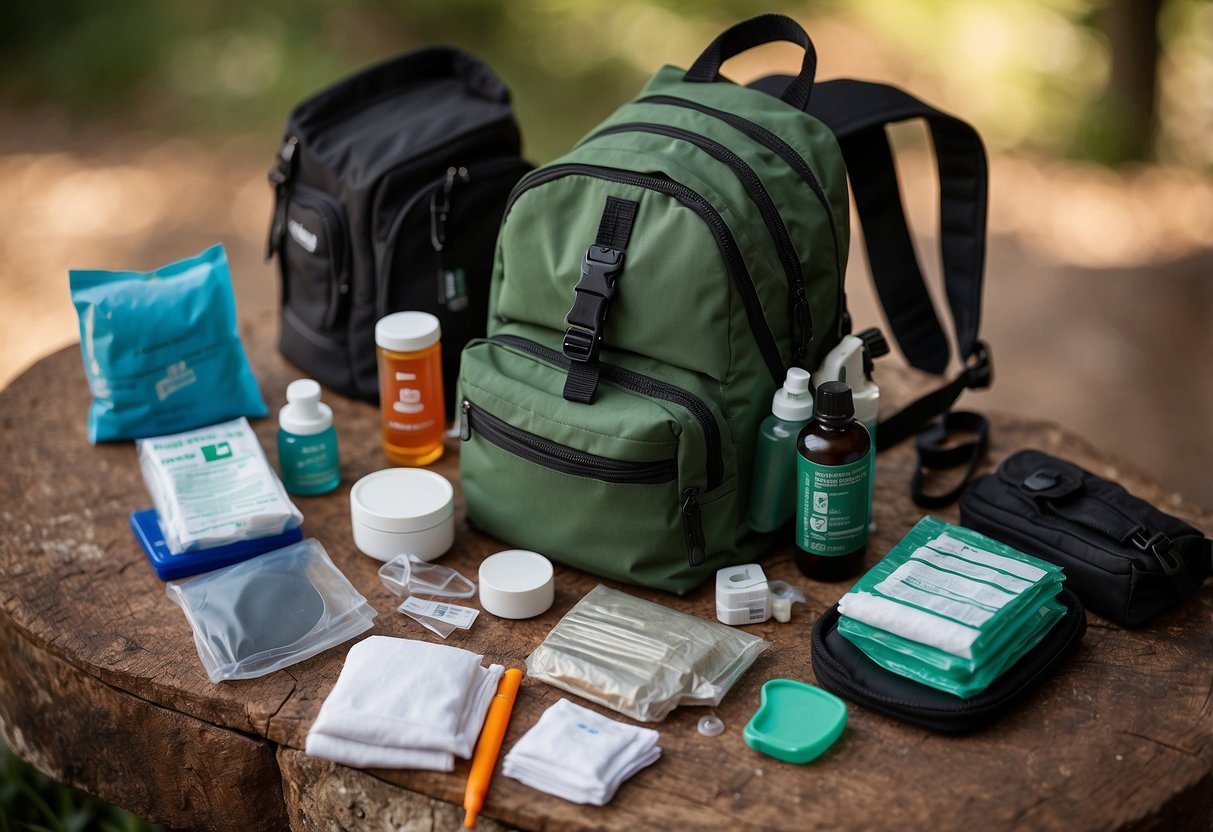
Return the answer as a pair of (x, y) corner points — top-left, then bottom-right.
(166, 538), (376, 682)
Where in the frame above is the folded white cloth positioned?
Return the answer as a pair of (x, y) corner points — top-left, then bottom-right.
(502, 698), (661, 805)
(305, 635), (503, 771)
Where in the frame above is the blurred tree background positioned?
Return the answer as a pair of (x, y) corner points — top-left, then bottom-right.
(2, 0), (1210, 165)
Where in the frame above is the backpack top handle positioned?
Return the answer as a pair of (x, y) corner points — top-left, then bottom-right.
(684, 13), (818, 111)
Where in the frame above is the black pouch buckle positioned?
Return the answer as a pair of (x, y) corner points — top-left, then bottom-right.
(1131, 530), (1186, 577)
(563, 245), (624, 364)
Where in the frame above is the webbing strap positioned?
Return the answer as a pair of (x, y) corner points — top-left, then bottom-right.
(562, 197), (638, 403)
(805, 79), (988, 373)
(595, 196), (638, 250)
(748, 74), (991, 452)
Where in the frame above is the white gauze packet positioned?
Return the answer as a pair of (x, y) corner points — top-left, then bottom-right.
(138, 416), (303, 552)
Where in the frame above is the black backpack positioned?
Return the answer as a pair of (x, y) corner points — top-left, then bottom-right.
(266, 46), (532, 408)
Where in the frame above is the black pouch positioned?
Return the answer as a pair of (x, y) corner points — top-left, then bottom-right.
(959, 449), (1212, 628)
(811, 587), (1087, 733)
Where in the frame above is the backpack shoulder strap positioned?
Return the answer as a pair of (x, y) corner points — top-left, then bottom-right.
(750, 74), (993, 453)
(806, 80), (991, 450)
(804, 79), (987, 380)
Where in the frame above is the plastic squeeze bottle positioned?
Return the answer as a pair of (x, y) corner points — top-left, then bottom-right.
(747, 368), (814, 532)
(795, 381), (871, 581)
(815, 331), (883, 532)
(278, 379), (340, 496)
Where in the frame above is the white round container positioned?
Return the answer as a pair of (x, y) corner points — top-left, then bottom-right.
(478, 550), (555, 619)
(350, 468), (454, 562)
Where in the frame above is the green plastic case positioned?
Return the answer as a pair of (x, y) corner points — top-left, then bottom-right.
(743, 679), (846, 764)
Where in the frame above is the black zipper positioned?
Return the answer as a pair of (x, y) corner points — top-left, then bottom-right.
(461, 397), (708, 567)
(491, 334), (724, 490)
(377, 156), (530, 315)
(505, 163), (784, 383)
(635, 94), (845, 327)
(460, 399), (677, 484)
(585, 121), (811, 362)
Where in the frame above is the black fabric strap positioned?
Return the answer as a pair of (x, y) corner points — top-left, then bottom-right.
(877, 341), (991, 451)
(595, 196), (638, 250)
(804, 79), (988, 373)
(562, 197), (638, 403)
(911, 410), (990, 509)
(686, 14), (817, 110)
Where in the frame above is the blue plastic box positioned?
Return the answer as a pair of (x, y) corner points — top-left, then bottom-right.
(130, 509), (304, 581)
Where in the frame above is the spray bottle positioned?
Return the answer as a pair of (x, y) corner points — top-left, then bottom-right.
(747, 368), (814, 533)
(815, 329), (888, 532)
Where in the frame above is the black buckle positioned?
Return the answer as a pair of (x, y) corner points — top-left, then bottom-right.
(1131, 530), (1185, 576)
(563, 327), (597, 362)
(267, 136), (298, 186)
(963, 340), (993, 390)
(563, 245), (624, 364)
(1022, 469), (1061, 492)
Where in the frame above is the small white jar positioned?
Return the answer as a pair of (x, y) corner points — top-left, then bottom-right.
(350, 468), (454, 562)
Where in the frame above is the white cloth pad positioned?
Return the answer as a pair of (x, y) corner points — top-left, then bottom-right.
(502, 698), (661, 805)
(306, 635), (503, 771)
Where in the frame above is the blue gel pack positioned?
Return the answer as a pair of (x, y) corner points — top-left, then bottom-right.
(70, 243), (268, 443)
(130, 509), (304, 581)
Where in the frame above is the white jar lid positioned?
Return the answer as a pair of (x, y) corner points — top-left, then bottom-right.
(376, 311), (441, 353)
(479, 550), (555, 619)
(350, 468), (454, 533)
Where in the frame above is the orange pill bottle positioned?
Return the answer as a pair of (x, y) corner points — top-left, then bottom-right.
(375, 312), (445, 466)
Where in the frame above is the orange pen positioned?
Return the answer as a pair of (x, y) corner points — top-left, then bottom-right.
(464, 667), (523, 828)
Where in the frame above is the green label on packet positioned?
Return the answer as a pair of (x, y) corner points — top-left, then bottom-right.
(796, 452), (871, 556)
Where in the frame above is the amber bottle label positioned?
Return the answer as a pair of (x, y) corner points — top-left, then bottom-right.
(796, 452), (871, 556)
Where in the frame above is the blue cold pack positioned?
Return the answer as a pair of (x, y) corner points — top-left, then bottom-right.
(130, 509), (303, 581)
(70, 243), (268, 443)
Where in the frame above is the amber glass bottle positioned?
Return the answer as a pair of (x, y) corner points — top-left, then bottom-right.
(376, 312), (445, 466)
(794, 381), (871, 581)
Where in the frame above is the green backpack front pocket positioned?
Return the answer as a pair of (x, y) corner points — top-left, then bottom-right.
(458, 335), (738, 593)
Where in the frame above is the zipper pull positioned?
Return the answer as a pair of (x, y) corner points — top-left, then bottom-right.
(432, 166), (469, 305)
(430, 166), (469, 254)
(792, 284), (812, 365)
(681, 487), (706, 567)
(459, 400), (472, 441)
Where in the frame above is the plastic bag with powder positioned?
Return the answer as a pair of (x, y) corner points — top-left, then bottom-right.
(525, 584), (769, 722)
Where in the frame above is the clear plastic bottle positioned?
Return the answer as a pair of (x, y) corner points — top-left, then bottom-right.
(277, 379), (340, 496)
(795, 381), (871, 581)
(747, 368), (814, 532)
(376, 312), (445, 466)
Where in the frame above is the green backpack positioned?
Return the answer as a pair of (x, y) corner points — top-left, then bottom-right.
(458, 15), (989, 593)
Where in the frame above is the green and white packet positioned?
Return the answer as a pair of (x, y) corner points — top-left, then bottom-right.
(836, 517), (1065, 696)
(138, 417), (303, 552)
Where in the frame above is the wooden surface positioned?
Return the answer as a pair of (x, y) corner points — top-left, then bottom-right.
(1, 318), (1211, 832)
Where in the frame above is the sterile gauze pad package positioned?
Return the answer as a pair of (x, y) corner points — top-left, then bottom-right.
(138, 417), (303, 552)
(166, 538), (376, 683)
(69, 243), (267, 443)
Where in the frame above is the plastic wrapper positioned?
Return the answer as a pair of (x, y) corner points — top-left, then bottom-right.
(138, 417), (303, 552)
(378, 555), (476, 599)
(166, 538), (375, 682)
(69, 243), (267, 443)
(837, 516), (1066, 698)
(526, 584), (769, 722)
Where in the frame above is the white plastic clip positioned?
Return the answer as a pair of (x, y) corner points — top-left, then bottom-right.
(716, 563), (771, 625)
